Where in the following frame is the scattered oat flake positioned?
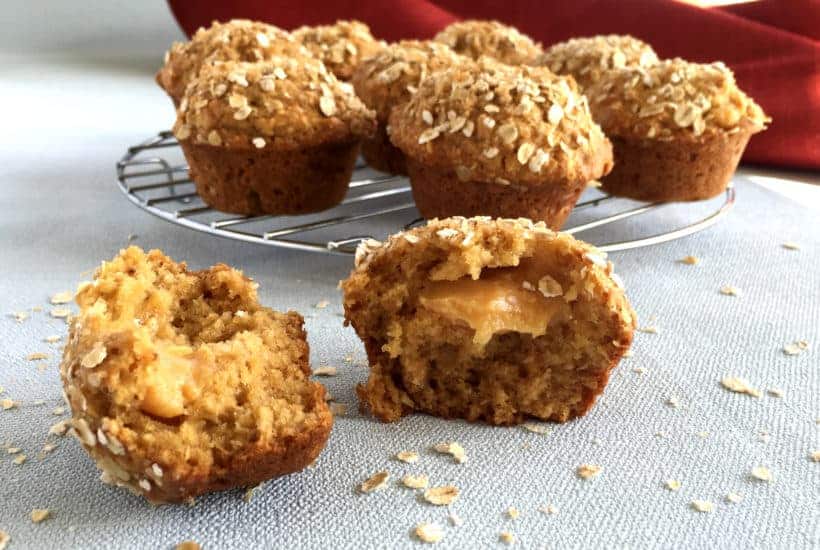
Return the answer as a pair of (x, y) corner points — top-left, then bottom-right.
(637, 326), (659, 334)
(26, 352), (49, 361)
(423, 485), (459, 506)
(449, 512), (463, 526)
(2, 399), (16, 410)
(521, 422), (551, 435)
(500, 531), (515, 545)
(632, 366), (646, 374)
(506, 507), (520, 519)
(697, 431), (709, 439)
(243, 482), (265, 502)
(577, 464), (602, 480)
(434, 441), (466, 464)
(415, 522), (444, 544)
(329, 403), (347, 416)
(359, 471), (389, 493)
(750, 466), (772, 482)
(665, 479), (681, 491)
(50, 292), (72, 304)
(810, 450), (820, 462)
(395, 450), (419, 463)
(783, 340), (810, 356)
(13, 311), (29, 323)
(679, 255), (700, 265)
(49, 420), (69, 436)
(767, 388), (784, 398)
(726, 492), (743, 503)
(13, 454), (27, 465)
(720, 285), (742, 297)
(50, 308), (71, 318)
(314, 300), (330, 309)
(781, 242), (800, 250)
(623, 349), (634, 358)
(402, 474), (429, 489)
(691, 500), (714, 513)
(44, 335), (61, 344)
(7, 447), (21, 455)
(174, 542), (201, 550)
(313, 366), (337, 377)
(30, 509), (50, 523)
(721, 376), (761, 398)
(539, 504), (559, 515)
(666, 396), (681, 408)
(52, 406), (65, 416)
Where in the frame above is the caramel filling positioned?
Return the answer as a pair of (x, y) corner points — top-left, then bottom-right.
(418, 259), (566, 346)
(140, 345), (204, 418)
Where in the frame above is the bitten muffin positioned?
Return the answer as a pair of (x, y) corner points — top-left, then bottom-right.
(351, 40), (463, 174)
(342, 217), (635, 425)
(433, 20), (543, 65)
(388, 58), (613, 229)
(60, 247), (333, 504)
(173, 58), (376, 215)
(587, 58), (770, 202)
(156, 19), (308, 106)
(536, 35), (659, 90)
(293, 20), (382, 81)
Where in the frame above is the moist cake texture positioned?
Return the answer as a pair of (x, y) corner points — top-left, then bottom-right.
(342, 217), (635, 425)
(60, 247), (332, 503)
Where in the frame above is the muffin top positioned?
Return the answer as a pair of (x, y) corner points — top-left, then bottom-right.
(156, 19), (308, 104)
(388, 58), (613, 187)
(537, 35), (659, 89)
(173, 58), (376, 151)
(433, 20), (543, 66)
(587, 58), (770, 141)
(352, 40), (464, 123)
(293, 20), (382, 80)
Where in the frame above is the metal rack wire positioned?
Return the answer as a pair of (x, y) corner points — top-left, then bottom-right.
(116, 131), (735, 255)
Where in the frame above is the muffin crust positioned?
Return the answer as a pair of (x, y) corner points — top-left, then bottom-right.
(434, 20), (543, 65)
(293, 20), (382, 81)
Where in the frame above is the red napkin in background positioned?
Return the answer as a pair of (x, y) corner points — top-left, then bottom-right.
(168, 0), (820, 170)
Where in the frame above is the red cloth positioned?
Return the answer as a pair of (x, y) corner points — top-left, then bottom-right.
(168, 0), (820, 169)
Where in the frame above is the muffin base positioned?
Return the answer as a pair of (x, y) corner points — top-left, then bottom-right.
(361, 124), (407, 175)
(406, 159), (586, 230)
(601, 130), (753, 202)
(180, 140), (360, 215)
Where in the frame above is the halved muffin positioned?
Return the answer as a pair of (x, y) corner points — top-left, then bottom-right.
(156, 19), (308, 106)
(351, 40), (463, 174)
(433, 20), (543, 65)
(292, 20), (382, 81)
(388, 57), (613, 229)
(342, 217), (635, 425)
(173, 57), (376, 215)
(587, 58), (770, 202)
(60, 247), (332, 503)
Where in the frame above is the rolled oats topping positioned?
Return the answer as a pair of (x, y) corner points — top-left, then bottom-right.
(352, 40), (464, 122)
(587, 58), (770, 141)
(389, 57), (613, 186)
(156, 19), (308, 103)
(537, 35), (658, 89)
(434, 20), (543, 65)
(293, 20), (382, 81)
(173, 58), (375, 150)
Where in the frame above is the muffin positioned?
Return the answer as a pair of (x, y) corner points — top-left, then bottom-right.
(342, 217), (635, 425)
(173, 58), (376, 215)
(293, 20), (382, 81)
(351, 40), (463, 174)
(587, 58), (770, 202)
(433, 20), (543, 65)
(156, 19), (308, 106)
(388, 58), (613, 229)
(60, 247), (333, 504)
(536, 35), (659, 90)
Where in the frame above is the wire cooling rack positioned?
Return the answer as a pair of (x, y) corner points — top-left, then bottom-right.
(116, 131), (735, 255)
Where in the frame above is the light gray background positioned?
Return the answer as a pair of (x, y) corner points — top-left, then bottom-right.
(1, 3), (818, 549)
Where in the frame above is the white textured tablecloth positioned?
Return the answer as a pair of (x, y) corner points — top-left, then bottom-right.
(1, 54), (818, 550)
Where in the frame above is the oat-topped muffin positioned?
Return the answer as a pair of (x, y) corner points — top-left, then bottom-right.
(174, 57), (376, 215)
(433, 20), (543, 65)
(389, 57), (613, 228)
(60, 247), (333, 503)
(156, 19), (308, 106)
(342, 217), (635, 425)
(587, 58), (769, 202)
(293, 20), (382, 81)
(537, 35), (659, 89)
(352, 40), (464, 173)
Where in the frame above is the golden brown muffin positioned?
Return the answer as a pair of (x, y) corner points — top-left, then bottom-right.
(60, 247), (333, 504)
(342, 217), (635, 425)
(433, 20), (543, 65)
(351, 40), (464, 174)
(173, 58), (376, 215)
(388, 57), (613, 229)
(587, 58), (770, 202)
(536, 35), (659, 90)
(292, 20), (382, 81)
(156, 19), (308, 106)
